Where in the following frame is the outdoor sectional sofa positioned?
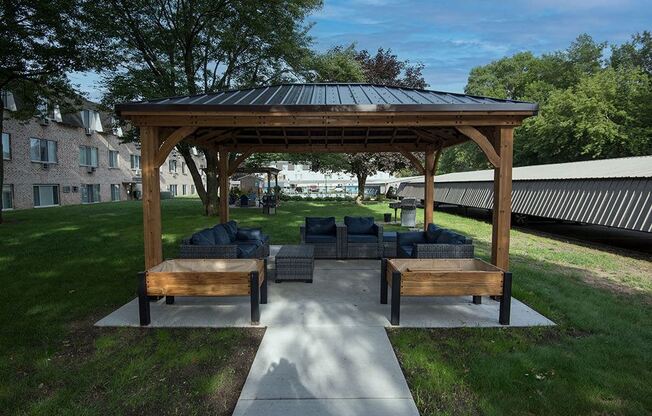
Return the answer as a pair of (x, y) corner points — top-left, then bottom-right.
(396, 223), (474, 258)
(179, 220), (270, 259)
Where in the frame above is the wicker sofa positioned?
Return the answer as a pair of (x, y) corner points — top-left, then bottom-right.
(300, 217), (345, 259)
(179, 220), (270, 259)
(341, 216), (383, 259)
(396, 223), (474, 258)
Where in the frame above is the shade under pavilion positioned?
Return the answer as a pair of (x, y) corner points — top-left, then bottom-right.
(115, 83), (538, 271)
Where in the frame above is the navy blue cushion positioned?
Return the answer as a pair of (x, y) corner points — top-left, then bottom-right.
(383, 231), (397, 242)
(237, 228), (263, 241)
(237, 243), (259, 258)
(344, 216), (375, 234)
(426, 224), (443, 243)
(396, 231), (427, 245)
(437, 230), (465, 244)
(190, 228), (217, 246)
(211, 225), (232, 245)
(398, 245), (414, 258)
(224, 220), (238, 241)
(348, 234), (378, 243)
(305, 234), (337, 244)
(239, 234), (269, 244)
(306, 217), (336, 235)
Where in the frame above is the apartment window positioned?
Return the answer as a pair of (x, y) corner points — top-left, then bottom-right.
(182, 184), (187, 195)
(110, 184), (120, 201)
(190, 185), (195, 195)
(79, 146), (99, 167)
(169, 159), (177, 173)
(30, 138), (57, 163)
(169, 184), (177, 196)
(2, 185), (13, 210)
(130, 154), (141, 170)
(81, 184), (100, 204)
(108, 150), (119, 168)
(33, 185), (59, 207)
(181, 162), (186, 174)
(2, 132), (10, 160)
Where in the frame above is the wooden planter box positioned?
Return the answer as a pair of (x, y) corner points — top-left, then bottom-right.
(138, 259), (267, 325)
(381, 258), (511, 325)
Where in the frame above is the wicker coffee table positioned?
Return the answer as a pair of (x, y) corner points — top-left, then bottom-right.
(275, 245), (315, 283)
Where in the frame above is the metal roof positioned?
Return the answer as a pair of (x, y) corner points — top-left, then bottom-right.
(115, 83), (538, 114)
(401, 156), (652, 183)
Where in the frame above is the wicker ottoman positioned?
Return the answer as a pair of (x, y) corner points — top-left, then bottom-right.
(275, 245), (315, 283)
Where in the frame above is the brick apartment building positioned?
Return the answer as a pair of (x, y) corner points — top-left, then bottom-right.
(2, 92), (206, 211)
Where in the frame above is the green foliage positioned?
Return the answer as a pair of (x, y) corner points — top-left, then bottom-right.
(443, 32), (652, 173)
(307, 45), (366, 82)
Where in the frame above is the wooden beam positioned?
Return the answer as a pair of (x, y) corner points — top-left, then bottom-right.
(491, 127), (514, 270)
(155, 126), (197, 167)
(129, 114), (527, 128)
(218, 150), (230, 223)
(399, 150), (425, 174)
(141, 126), (163, 269)
(228, 148), (255, 175)
(455, 125), (501, 167)
(216, 144), (438, 153)
(424, 149), (435, 229)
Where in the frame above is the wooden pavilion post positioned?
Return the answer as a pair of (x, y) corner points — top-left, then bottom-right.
(141, 126), (163, 269)
(423, 149), (435, 229)
(491, 127), (514, 270)
(218, 149), (229, 223)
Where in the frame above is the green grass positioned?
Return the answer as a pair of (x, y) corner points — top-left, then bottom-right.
(1, 198), (651, 415)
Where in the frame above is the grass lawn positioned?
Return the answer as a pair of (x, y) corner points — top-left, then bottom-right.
(1, 198), (651, 415)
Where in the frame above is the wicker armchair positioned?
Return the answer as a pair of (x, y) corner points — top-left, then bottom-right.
(300, 217), (346, 259)
(341, 216), (384, 259)
(396, 223), (474, 259)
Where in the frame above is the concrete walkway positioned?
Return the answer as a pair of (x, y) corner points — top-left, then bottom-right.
(96, 247), (554, 415)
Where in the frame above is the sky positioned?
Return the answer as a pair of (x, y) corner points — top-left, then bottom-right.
(71, 0), (652, 100)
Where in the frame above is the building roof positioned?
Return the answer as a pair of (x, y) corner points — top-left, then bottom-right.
(116, 83), (538, 114)
(401, 156), (652, 183)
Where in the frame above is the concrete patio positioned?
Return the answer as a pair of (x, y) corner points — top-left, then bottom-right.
(96, 246), (553, 415)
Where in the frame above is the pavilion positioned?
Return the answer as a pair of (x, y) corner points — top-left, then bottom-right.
(115, 83), (538, 271)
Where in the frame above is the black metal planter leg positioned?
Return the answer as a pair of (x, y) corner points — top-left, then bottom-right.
(499, 272), (512, 325)
(380, 258), (388, 304)
(250, 272), (260, 324)
(138, 272), (151, 326)
(166, 296), (175, 305)
(473, 296), (482, 304)
(390, 271), (401, 325)
(261, 259), (268, 304)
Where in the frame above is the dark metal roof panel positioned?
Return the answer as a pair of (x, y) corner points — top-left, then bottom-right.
(116, 83), (538, 114)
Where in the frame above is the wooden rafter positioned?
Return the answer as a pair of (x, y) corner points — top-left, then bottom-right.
(455, 125), (501, 167)
(155, 126), (198, 167)
(399, 149), (425, 174)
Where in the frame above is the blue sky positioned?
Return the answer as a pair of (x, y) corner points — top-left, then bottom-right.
(71, 0), (652, 100)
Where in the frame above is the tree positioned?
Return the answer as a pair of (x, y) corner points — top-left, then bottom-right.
(610, 31), (652, 75)
(89, 0), (321, 215)
(0, 0), (100, 223)
(354, 47), (427, 89)
(446, 33), (651, 174)
(307, 45), (366, 83)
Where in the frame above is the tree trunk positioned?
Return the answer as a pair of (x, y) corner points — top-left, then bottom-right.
(0, 95), (4, 224)
(177, 143), (207, 201)
(203, 151), (220, 216)
(355, 174), (367, 205)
